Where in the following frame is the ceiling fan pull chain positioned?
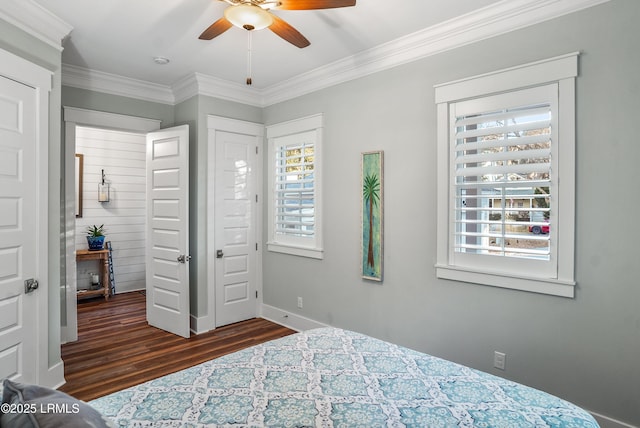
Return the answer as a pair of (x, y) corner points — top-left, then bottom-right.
(246, 30), (253, 85)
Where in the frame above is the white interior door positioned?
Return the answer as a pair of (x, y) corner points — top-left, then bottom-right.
(146, 125), (190, 338)
(0, 75), (38, 382)
(214, 131), (258, 327)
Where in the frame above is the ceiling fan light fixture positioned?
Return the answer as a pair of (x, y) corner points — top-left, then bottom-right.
(224, 4), (273, 31)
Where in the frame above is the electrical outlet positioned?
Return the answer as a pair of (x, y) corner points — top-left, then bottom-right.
(493, 351), (506, 370)
(297, 297), (303, 309)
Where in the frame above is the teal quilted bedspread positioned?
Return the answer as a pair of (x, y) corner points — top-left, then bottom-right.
(90, 327), (598, 427)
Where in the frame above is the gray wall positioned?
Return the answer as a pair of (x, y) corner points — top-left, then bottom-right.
(62, 86), (175, 128)
(262, 1), (640, 425)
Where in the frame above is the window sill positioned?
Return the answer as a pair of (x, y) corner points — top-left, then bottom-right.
(267, 242), (324, 259)
(435, 264), (575, 298)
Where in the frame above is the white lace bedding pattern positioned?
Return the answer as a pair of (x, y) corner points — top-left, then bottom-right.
(90, 327), (598, 427)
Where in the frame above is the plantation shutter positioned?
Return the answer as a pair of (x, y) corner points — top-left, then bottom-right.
(436, 56), (577, 295)
(274, 139), (315, 238)
(453, 90), (555, 261)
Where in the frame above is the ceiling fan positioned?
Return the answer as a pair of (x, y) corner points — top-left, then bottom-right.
(198, 0), (357, 49)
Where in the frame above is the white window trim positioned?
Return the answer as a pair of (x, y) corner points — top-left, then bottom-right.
(266, 114), (324, 259)
(434, 53), (578, 298)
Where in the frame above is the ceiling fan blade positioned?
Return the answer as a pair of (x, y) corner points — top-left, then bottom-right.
(269, 14), (310, 48)
(199, 17), (233, 40)
(275, 0), (356, 10)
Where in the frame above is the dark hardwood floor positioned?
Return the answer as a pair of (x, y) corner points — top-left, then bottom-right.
(60, 291), (295, 401)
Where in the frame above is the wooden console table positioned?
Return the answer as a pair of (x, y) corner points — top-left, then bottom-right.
(76, 249), (110, 301)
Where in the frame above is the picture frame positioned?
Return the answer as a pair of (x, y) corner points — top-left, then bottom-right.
(361, 151), (383, 281)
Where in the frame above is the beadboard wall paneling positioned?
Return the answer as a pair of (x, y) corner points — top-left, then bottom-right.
(75, 126), (146, 293)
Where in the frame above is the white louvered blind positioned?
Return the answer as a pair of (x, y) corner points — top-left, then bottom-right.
(453, 101), (553, 260)
(275, 141), (315, 238)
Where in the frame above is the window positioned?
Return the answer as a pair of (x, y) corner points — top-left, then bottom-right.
(435, 53), (578, 297)
(267, 114), (323, 259)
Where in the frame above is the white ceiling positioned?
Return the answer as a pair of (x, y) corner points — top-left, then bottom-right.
(32, 0), (502, 89)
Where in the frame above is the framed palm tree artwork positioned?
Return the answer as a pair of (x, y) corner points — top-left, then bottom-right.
(361, 151), (383, 281)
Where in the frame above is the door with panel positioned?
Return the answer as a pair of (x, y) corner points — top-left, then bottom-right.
(146, 125), (190, 338)
(0, 74), (39, 382)
(214, 131), (258, 327)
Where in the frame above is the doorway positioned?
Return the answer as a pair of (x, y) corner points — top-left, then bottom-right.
(62, 107), (161, 343)
(62, 110), (264, 344)
(73, 126), (146, 294)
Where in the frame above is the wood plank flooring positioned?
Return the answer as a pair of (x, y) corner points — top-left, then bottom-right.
(60, 291), (295, 401)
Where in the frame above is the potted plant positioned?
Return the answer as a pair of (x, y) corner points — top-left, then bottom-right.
(86, 224), (106, 250)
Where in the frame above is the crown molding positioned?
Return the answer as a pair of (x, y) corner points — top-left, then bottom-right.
(260, 0), (610, 106)
(0, 0), (72, 51)
(62, 64), (175, 105)
(58, 0), (609, 107)
(170, 74), (199, 105)
(172, 73), (263, 107)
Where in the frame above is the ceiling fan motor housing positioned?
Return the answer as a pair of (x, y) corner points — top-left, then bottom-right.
(224, 4), (273, 31)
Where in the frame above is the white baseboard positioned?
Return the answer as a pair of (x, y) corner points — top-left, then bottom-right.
(591, 411), (638, 428)
(45, 360), (66, 390)
(260, 304), (327, 332)
(190, 314), (214, 335)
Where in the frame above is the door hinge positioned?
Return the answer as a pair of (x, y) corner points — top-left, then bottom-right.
(256, 290), (258, 298)
(256, 243), (258, 251)
(255, 194), (258, 203)
(256, 146), (259, 154)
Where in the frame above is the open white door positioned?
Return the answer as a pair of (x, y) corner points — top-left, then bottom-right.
(146, 125), (190, 338)
(0, 74), (40, 382)
(214, 131), (259, 327)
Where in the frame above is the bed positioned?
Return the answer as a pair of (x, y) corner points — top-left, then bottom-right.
(89, 327), (598, 427)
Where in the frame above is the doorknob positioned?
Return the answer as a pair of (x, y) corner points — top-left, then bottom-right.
(24, 278), (39, 294)
(177, 254), (192, 263)
(216, 250), (224, 258)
